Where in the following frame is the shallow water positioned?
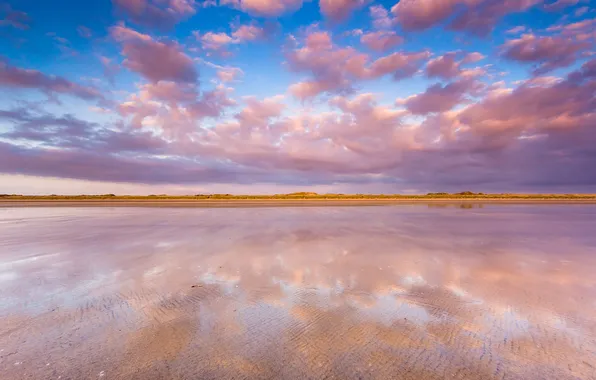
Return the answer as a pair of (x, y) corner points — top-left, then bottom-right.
(0, 205), (595, 379)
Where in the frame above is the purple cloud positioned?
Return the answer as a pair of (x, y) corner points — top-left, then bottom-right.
(113, 0), (197, 29)
(0, 5), (30, 30)
(391, 0), (542, 35)
(111, 25), (197, 83)
(405, 79), (482, 114)
(286, 30), (429, 99)
(0, 58), (104, 101)
(319, 0), (369, 22)
(1, 0), (595, 193)
(501, 33), (589, 75)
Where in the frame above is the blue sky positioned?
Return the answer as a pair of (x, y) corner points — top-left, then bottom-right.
(0, 0), (595, 194)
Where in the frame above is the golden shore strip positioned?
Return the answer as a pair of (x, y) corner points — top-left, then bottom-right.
(2, 192), (596, 202)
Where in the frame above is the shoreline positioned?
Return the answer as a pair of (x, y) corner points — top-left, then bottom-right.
(2, 198), (596, 207)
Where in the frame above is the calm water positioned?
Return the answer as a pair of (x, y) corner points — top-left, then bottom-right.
(0, 205), (595, 379)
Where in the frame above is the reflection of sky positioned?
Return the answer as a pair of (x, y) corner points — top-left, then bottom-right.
(1, 205), (596, 378)
(353, 295), (431, 326)
(201, 272), (241, 294)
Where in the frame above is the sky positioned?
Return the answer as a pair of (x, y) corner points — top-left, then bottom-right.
(0, 0), (595, 195)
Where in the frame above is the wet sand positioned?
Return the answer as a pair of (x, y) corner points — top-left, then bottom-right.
(1, 205), (596, 379)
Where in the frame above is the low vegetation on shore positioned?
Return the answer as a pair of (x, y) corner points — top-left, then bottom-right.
(1, 192), (595, 200)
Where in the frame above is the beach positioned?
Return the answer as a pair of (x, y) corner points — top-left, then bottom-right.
(1, 204), (595, 379)
(2, 198), (596, 207)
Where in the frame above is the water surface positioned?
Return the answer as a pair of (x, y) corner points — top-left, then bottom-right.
(1, 205), (595, 379)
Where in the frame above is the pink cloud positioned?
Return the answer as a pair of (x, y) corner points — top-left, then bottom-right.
(368, 51), (431, 79)
(200, 31), (236, 50)
(450, 0), (542, 35)
(216, 66), (244, 82)
(460, 60), (596, 134)
(392, 0), (541, 35)
(462, 52), (485, 63)
(547, 18), (596, 42)
(196, 24), (268, 55)
(544, 0), (579, 11)
(138, 81), (199, 103)
(200, 92), (413, 174)
(425, 52), (461, 79)
(3, 58), (596, 191)
(549, 18), (596, 33)
(286, 31), (430, 98)
(404, 79), (482, 114)
(111, 25), (197, 83)
(222, 0), (303, 16)
(425, 51), (485, 79)
(285, 31), (364, 98)
(119, 79), (236, 137)
(113, 0), (197, 29)
(305, 30), (333, 49)
(575, 58), (596, 78)
(319, 0), (369, 22)
(236, 95), (286, 127)
(506, 25), (526, 34)
(0, 58), (103, 101)
(327, 93), (406, 143)
(200, 59), (244, 82)
(369, 5), (392, 29)
(360, 31), (403, 52)
(391, 0), (465, 31)
(405, 62), (596, 188)
(232, 24), (266, 40)
(4, 0), (596, 193)
(501, 33), (589, 75)
(289, 81), (335, 99)
(269, 62), (596, 179)
(189, 85), (237, 118)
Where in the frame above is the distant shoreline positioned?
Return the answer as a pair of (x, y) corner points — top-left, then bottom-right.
(2, 197), (596, 207)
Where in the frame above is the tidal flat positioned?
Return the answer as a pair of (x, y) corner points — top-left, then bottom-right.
(1, 205), (595, 379)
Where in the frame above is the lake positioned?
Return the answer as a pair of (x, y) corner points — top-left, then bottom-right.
(1, 205), (595, 379)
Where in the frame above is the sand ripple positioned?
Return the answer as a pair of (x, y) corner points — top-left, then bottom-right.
(0, 205), (595, 379)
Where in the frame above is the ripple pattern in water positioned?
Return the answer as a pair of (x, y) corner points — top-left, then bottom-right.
(0, 205), (595, 379)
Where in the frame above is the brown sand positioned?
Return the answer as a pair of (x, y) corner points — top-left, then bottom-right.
(0, 205), (595, 379)
(2, 198), (596, 208)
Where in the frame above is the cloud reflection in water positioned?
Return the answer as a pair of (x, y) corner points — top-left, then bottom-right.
(0, 205), (595, 379)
